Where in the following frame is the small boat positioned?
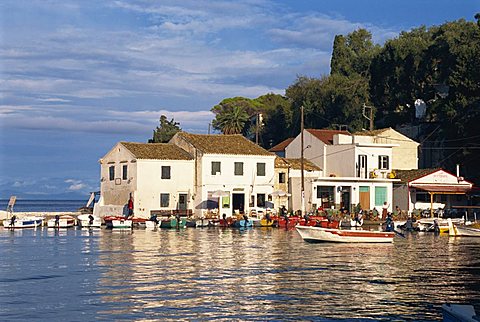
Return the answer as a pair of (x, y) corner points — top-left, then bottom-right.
(232, 219), (253, 228)
(442, 303), (478, 322)
(104, 216), (132, 229)
(77, 214), (102, 228)
(195, 218), (210, 227)
(47, 215), (75, 228)
(417, 218), (463, 233)
(3, 216), (43, 229)
(448, 218), (480, 237)
(296, 225), (395, 243)
(160, 217), (187, 229)
(259, 218), (276, 227)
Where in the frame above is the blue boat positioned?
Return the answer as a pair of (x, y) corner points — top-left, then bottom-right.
(232, 219), (253, 228)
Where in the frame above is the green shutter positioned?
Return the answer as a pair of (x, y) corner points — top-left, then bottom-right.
(375, 186), (387, 206)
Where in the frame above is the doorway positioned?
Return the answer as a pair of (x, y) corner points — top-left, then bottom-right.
(340, 187), (351, 211)
(232, 193), (245, 214)
(178, 193), (187, 211)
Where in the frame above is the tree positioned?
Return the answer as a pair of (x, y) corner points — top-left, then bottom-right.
(149, 115), (181, 143)
(211, 105), (249, 134)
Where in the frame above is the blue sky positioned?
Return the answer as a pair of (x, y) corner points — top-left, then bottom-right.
(0, 0), (478, 199)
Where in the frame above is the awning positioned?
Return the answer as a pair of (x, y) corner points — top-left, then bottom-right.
(410, 184), (472, 193)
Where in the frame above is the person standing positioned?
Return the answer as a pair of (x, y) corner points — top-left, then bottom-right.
(382, 201), (389, 220)
(127, 195), (134, 218)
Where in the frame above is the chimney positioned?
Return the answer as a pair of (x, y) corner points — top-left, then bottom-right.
(456, 164), (460, 177)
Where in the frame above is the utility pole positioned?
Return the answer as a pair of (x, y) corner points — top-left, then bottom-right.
(208, 123), (211, 135)
(300, 106), (305, 217)
(362, 104), (374, 131)
(255, 113), (259, 144)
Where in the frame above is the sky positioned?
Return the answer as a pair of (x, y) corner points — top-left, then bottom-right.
(0, 0), (478, 200)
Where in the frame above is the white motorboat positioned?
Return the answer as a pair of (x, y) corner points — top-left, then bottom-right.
(3, 216), (43, 229)
(104, 216), (132, 229)
(448, 218), (480, 237)
(77, 214), (102, 228)
(296, 225), (395, 243)
(47, 215), (75, 228)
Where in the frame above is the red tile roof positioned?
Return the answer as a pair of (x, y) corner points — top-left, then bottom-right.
(269, 138), (294, 152)
(306, 129), (350, 145)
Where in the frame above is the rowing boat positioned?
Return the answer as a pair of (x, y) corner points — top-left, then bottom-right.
(296, 225), (395, 243)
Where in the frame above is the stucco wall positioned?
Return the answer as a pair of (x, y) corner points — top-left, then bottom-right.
(375, 129), (419, 170)
(99, 143), (137, 208)
(197, 154), (276, 216)
(135, 159), (194, 217)
(285, 131), (325, 169)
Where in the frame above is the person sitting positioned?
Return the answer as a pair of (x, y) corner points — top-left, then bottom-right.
(150, 214), (159, 224)
(88, 214), (94, 226)
(265, 212), (271, 223)
(385, 213), (394, 232)
(243, 214), (249, 227)
(55, 214), (60, 228)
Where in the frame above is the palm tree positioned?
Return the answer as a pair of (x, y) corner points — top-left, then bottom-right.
(212, 105), (249, 134)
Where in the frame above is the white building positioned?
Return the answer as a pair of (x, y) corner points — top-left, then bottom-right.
(96, 142), (194, 218)
(170, 132), (276, 217)
(286, 129), (400, 212)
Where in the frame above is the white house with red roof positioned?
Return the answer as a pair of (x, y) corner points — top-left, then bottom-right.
(394, 168), (473, 214)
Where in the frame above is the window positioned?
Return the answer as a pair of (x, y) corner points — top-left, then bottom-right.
(234, 162), (243, 176)
(279, 172), (286, 184)
(122, 165), (128, 180)
(160, 193), (170, 207)
(257, 193), (266, 207)
(161, 166), (171, 179)
(257, 163), (266, 176)
(378, 155), (389, 170)
(211, 161), (221, 175)
(375, 186), (387, 206)
(316, 186), (334, 208)
(109, 166), (115, 181)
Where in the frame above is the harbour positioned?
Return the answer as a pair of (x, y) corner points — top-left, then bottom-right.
(1, 224), (480, 321)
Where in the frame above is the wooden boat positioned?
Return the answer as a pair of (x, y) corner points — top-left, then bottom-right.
(3, 216), (43, 229)
(77, 214), (102, 228)
(104, 216), (132, 229)
(47, 215), (75, 228)
(417, 218), (463, 233)
(232, 219), (253, 228)
(259, 218), (276, 227)
(296, 225), (395, 243)
(448, 218), (480, 237)
(160, 217), (186, 229)
(442, 304), (478, 322)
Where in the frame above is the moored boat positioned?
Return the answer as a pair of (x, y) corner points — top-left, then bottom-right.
(232, 219), (253, 228)
(77, 214), (102, 228)
(296, 225), (395, 243)
(3, 216), (44, 229)
(448, 218), (480, 237)
(47, 215), (76, 228)
(104, 216), (132, 229)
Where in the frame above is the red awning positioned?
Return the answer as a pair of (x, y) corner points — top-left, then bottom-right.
(411, 184), (472, 193)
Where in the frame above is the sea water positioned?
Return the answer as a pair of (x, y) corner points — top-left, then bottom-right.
(0, 226), (479, 321)
(0, 200), (86, 213)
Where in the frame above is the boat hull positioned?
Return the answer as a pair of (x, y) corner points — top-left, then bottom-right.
(296, 225), (395, 243)
(104, 216), (132, 229)
(3, 217), (43, 229)
(77, 214), (102, 228)
(47, 216), (75, 228)
(448, 218), (480, 237)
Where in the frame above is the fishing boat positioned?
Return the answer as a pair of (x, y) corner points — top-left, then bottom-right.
(3, 216), (44, 229)
(47, 215), (75, 228)
(417, 218), (463, 233)
(77, 214), (102, 228)
(448, 218), (480, 237)
(159, 217), (187, 229)
(104, 216), (132, 229)
(296, 225), (395, 243)
(232, 219), (253, 228)
(2, 196), (44, 229)
(442, 303), (478, 322)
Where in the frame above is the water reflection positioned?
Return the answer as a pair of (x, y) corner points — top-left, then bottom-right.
(1, 226), (479, 320)
(89, 228), (480, 320)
